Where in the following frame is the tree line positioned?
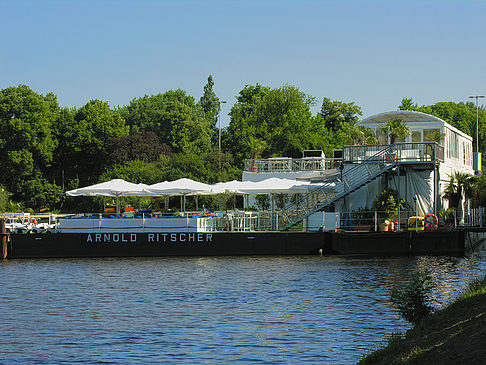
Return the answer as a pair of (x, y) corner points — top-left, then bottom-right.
(0, 77), (484, 212)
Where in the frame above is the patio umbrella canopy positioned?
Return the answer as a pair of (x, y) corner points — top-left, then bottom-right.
(210, 179), (327, 195)
(66, 179), (149, 197)
(66, 179), (150, 214)
(144, 178), (213, 196)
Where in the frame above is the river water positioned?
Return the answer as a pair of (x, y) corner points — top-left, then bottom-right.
(1, 249), (486, 364)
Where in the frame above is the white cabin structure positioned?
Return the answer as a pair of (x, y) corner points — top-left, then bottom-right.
(242, 110), (475, 230)
(333, 110), (474, 218)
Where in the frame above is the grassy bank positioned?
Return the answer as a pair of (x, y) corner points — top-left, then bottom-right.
(359, 274), (486, 364)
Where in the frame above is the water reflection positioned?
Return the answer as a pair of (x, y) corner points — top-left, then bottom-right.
(1, 250), (485, 364)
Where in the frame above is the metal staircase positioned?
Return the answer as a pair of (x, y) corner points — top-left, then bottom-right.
(279, 145), (399, 230)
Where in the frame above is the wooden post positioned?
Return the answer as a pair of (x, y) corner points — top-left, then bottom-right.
(1, 219), (7, 259)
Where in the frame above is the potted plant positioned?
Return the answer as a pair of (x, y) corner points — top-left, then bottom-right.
(372, 188), (402, 231)
(351, 207), (373, 231)
(439, 208), (456, 230)
(247, 136), (267, 172)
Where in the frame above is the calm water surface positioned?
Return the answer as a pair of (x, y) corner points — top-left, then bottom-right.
(1, 248), (486, 364)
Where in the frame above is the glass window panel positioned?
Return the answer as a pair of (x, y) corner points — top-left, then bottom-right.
(375, 128), (387, 144)
(411, 131), (421, 143)
(424, 129), (440, 142)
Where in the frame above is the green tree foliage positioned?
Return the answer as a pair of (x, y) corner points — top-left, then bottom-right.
(339, 123), (377, 145)
(225, 84), (320, 164)
(319, 97), (362, 132)
(379, 119), (410, 144)
(198, 75), (221, 144)
(398, 97), (419, 111)
(22, 175), (65, 211)
(107, 130), (172, 165)
(471, 174), (486, 207)
(0, 85), (59, 203)
(120, 90), (211, 154)
(390, 270), (435, 325)
(54, 100), (128, 186)
(372, 188), (402, 221)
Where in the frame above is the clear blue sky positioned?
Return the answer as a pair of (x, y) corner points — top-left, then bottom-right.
(1, 0), (485, 127)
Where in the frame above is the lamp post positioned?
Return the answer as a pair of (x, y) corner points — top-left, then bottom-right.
(218, 100), (227, 156)
(218, 100), (227, 182)
(469, 95), (484, 153)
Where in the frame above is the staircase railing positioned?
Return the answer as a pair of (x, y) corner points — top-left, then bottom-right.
(279, 145), (400, 230)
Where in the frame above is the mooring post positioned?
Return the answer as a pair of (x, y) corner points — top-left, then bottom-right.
(1, 219), (7, 259)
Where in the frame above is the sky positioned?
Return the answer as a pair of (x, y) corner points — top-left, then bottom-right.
(1, 0), (485, 127)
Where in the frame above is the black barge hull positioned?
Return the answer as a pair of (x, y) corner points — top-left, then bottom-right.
(4, 230), (467, 259)
(6, 232), (326, 259)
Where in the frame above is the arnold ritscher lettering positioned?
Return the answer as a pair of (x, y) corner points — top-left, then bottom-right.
(86, 233), (213, 243)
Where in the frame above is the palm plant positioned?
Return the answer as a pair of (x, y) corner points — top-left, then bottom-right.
(443, 171), (474, 223)
(379, 119), (410, 144)
(247, 136), (267, 171)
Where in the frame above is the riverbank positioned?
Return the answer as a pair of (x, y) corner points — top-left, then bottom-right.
(359, 274), (486, 364)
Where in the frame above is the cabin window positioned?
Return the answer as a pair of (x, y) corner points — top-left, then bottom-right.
(411, 131), (421, 143)
(449, 131), (459, 159)
(423, 129), (440, 143)
(375, 128), (387, 144)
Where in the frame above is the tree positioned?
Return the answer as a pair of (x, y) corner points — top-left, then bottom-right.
(471, 174), (486, 208)
(0, 85), (58, 198)
(379, 119), (410, 144)
(107, 131), (172, 165)
(398, 97), (419, 111)
(119, 90), (212, 154)
(198, 75), (221, 145)
(319, 97), (362, 132)
(225, 84), (320, 164)
(391, 270), (435, 325)
(53, 100), (129, 186)
(339, 124), (377, 145)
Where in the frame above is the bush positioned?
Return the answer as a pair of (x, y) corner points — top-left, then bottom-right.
(371, 188), (402, 221)
(390, 270), (435, 325)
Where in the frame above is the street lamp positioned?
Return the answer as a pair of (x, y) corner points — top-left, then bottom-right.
(218, 100), (227, 155)
(218, 100), (227, 182)
(469, 95), (484, 153)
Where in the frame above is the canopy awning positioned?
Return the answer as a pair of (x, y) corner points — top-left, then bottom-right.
(144, 178), (213, 196)
(66, 179), (150, 197)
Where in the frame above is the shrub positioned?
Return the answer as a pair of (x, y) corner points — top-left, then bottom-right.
(390, 270), (435, 325)
(372, 188), (402, 221)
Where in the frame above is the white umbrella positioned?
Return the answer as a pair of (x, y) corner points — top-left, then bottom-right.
(144, 178), (213, 195)
(210, 180), (251, 194)
(66, 179), (150, 214)
(234, 178), (309, 194)
(144, 178), (214, 213)
(66, 179), (149, 197)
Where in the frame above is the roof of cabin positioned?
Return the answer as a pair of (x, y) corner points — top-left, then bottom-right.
(357, 110), (472, 140)
(358, 110), (445, 124)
